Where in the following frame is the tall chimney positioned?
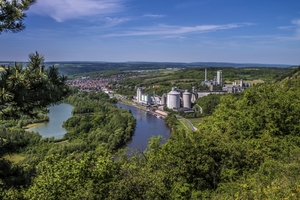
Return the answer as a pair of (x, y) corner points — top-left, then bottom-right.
(205, 68), (207, 82)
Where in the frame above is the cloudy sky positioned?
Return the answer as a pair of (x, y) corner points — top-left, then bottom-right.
(1, 0), (300, 65)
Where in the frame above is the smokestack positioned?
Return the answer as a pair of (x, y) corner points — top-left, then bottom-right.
(205, 68), (207, 82)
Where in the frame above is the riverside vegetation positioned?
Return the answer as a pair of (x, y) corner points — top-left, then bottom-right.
(1, 63), (300, 199)
(3, 2), (300, 199)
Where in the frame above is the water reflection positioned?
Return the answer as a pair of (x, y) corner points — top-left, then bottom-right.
(116, 104), (170, 152)
(26, 104), (74, 139)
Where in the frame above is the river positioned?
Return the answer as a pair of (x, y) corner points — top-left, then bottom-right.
(27, 103), (170, 151)
(116, 103), (170, 151)
(26, 103), (74, 139)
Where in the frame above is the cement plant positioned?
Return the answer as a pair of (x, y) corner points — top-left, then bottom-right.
(134, 68), (250, 116)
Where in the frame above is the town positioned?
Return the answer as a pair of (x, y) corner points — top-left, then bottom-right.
(67, 68), (250, 117)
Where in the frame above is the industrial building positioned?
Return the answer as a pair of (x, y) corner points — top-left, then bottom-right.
(182, 90), (192, 108)
(134, 69), (248, 113)
(217, 70), (223, 85)
(222, 79), (250, 93)
(136, 87), (194, 112)
(167, 87), (181, 109)
(136, 87), (142, 103)
(136, 87), (152, 105)
(161, 93), (167, 105)
(199, 68), (249, 96)
(201, 68), (223, 88)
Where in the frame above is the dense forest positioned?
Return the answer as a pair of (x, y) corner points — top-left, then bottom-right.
(0, 90), (137, 199)
(1, 67), (299, 199)
(62, 91), (136, 151)
(3, 1), (299, 199)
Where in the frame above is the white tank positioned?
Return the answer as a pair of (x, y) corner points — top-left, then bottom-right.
(183, 90), (191, 108)
(167, 88), (180, 109)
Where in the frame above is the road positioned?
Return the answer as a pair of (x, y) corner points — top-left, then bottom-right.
(176, 115), (197, 132)
(195, 104), (203, 114)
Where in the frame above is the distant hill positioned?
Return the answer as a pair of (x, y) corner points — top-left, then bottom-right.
(0, 61), (295, 75)
(277, 66), (300, 83)
(50, 61), (294, 75)
(188, 62), (291, 68)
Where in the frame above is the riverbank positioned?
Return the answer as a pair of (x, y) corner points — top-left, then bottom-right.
(118, 99), (168, 118)
(118, 99), (148, 112)
(24, 122), (47, 130)
(24, 103), (74, 139)
(116, 103), (170, 151)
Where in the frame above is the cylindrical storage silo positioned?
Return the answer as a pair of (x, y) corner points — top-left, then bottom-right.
(167, 88), (180, 109)
(183, 90), (192, 108)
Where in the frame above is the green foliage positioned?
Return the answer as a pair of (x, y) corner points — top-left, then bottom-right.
(195, 94), (222, 116)
(165, 113), (178, 131)
(171, 67), (293, 83)
(25, 147), (116, 200)
(0, 0), (36, 33)
(63, 91), (136, 151)
(0, 52), (69, 118)
(1, 68), (300, 199)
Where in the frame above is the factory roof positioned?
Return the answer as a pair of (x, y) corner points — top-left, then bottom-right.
(183, 90), (191, 95)
(168, 90), (180, 95)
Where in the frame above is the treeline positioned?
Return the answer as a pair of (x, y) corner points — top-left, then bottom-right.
(0, 109), (49, 129)
(15, 70), (300, 199)
(0, 91), (137, 199)
(195, 93), (244, 116)
(1, 71), (300, 199)
(63, 91), (136, 151)
(172, 67), (294, 83)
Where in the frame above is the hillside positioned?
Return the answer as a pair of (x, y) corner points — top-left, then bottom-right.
(1, 68), (299, 199)
(277, 66), (300, 83)
(193, 68), (300, 199)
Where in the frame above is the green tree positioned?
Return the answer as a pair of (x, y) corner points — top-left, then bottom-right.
(0, 52), (69, 118)
(25, 147), (116, 200)
(0, 0), (36, 33)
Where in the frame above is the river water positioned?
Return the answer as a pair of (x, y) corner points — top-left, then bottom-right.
(27, 103), (170, 151)
(26, 103), (74, 139)
(116, 103), (170, 151)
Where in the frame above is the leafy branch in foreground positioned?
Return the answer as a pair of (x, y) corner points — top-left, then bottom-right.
(0, 0), (36, 33)
(0, 52), (69, 118)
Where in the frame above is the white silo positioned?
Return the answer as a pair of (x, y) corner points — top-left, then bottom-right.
(183, 90), (192, 108)
(167, 88), (180, 109)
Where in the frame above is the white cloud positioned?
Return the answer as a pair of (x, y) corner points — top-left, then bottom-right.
(277, 18), (300, 41)
(103, 17), (129, 27)
(103, 23), (252, 37)
(29, 0), (125, 22)
(292, 19), (300, 26)
(278, 26), (294, 30)
(143, 14), (165, 18)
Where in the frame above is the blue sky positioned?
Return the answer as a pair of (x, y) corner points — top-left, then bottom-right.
(1, 0), (300, 65)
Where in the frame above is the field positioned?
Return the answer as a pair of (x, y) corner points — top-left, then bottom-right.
(188, 118), (203, 126)
(4, 154), (24, 164)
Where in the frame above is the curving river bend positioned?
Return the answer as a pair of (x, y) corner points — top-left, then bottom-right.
(27, 103), (170, 152)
